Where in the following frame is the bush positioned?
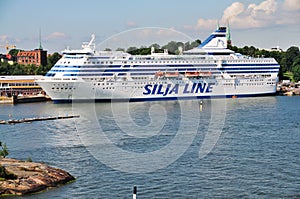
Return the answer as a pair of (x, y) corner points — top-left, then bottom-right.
(0, 142), (9, 158)
(0, 165), (17, 180)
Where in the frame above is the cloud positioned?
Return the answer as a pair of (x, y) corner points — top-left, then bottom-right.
(195, 19), (218, 31)
(126, 21), (138, 28)
(222, 2), (245, 22)
(221, 0), (278, 29)
(45, 32), (67, 40)
(248, 0), (277, 16)
(185, 0), (299, 31)
(0, 35), (9, 43)
(283, 0), (300, 11)
(0, 35), (21, 45)
(276, 0), (300, 25)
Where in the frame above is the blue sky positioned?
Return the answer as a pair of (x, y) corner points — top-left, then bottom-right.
(0, 0), (299, 54)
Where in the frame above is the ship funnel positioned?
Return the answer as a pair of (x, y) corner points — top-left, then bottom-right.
(198, 27), (227, 49)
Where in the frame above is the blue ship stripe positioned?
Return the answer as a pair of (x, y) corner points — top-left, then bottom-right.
(52, 92), (276, 103)
(48, 66), (279, 74)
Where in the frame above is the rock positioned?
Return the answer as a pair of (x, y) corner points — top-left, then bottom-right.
(293, 88), (300, 95)
(284, 91), (294, 96)
(0, 158), (75, 196)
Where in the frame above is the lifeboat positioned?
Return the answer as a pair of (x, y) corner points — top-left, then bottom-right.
(165, 71), (179, 77)
(155, 71), (164, 76)
(185, 71), (200, 77)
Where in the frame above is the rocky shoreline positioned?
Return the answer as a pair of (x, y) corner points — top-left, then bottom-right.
(277, 81), (300, 96)
(0, 158), (75, 196)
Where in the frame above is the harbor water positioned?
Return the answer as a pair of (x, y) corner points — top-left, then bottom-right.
(0, 96), (299, 198)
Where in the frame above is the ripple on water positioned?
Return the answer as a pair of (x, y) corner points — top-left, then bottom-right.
(0, 97), (299, 198)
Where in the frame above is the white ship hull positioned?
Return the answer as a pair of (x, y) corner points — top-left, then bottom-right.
(37, 77), (277, 102)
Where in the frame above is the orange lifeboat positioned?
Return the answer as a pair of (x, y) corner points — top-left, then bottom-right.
(165, 71), (179, 77)
(185, 71), (199, 77)
(155, 71), (164, 76)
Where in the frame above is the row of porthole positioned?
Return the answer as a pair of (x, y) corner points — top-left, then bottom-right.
(102, 86), (144, 90)
(75, 59), (275, 65)
(51, 87), (75, 90)
(60, 59), (275, 66)
(223, 83), (266, 86)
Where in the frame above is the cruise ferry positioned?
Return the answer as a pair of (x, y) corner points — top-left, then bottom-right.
(36, 27), (280, 102)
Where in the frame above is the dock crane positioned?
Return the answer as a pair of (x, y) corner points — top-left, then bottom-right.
(0, 43), (16, 54)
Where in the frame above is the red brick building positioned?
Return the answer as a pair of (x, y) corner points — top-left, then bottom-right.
(17, 49), (47, 66)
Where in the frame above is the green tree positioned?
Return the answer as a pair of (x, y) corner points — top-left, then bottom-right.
(47, 52), (61, 67)
(149, 43), (160, 50)
(127, 46), (137, 53)
(35, 64), (50, 75)
(285, 46), (300, 72)
(8, 49), (22, 56)
(127, 47), (150, 55)
(292, 65), (300, 82)
(192, 39), (201, 47)
(115, 48), (125, 52)
(11, 63), (26, 75)
(0, 62), (11, 75)
(162, 41), (184, 54)
(24, 64), (37, 75)
(0, 142), (9, 158)
(292, 57), (300, 82)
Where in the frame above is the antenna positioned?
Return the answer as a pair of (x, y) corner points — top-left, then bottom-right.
(226, 20), (231, 46)
(39, 28), (43, 50)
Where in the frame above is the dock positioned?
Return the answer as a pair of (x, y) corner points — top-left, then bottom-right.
(0, 115), (80, 125)
(0, 95), (50, 104)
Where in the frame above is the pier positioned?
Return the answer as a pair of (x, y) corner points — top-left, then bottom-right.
(0, 95), (50, 104)
(0, 115), (80, 125)
(0, 76), (48, 104)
